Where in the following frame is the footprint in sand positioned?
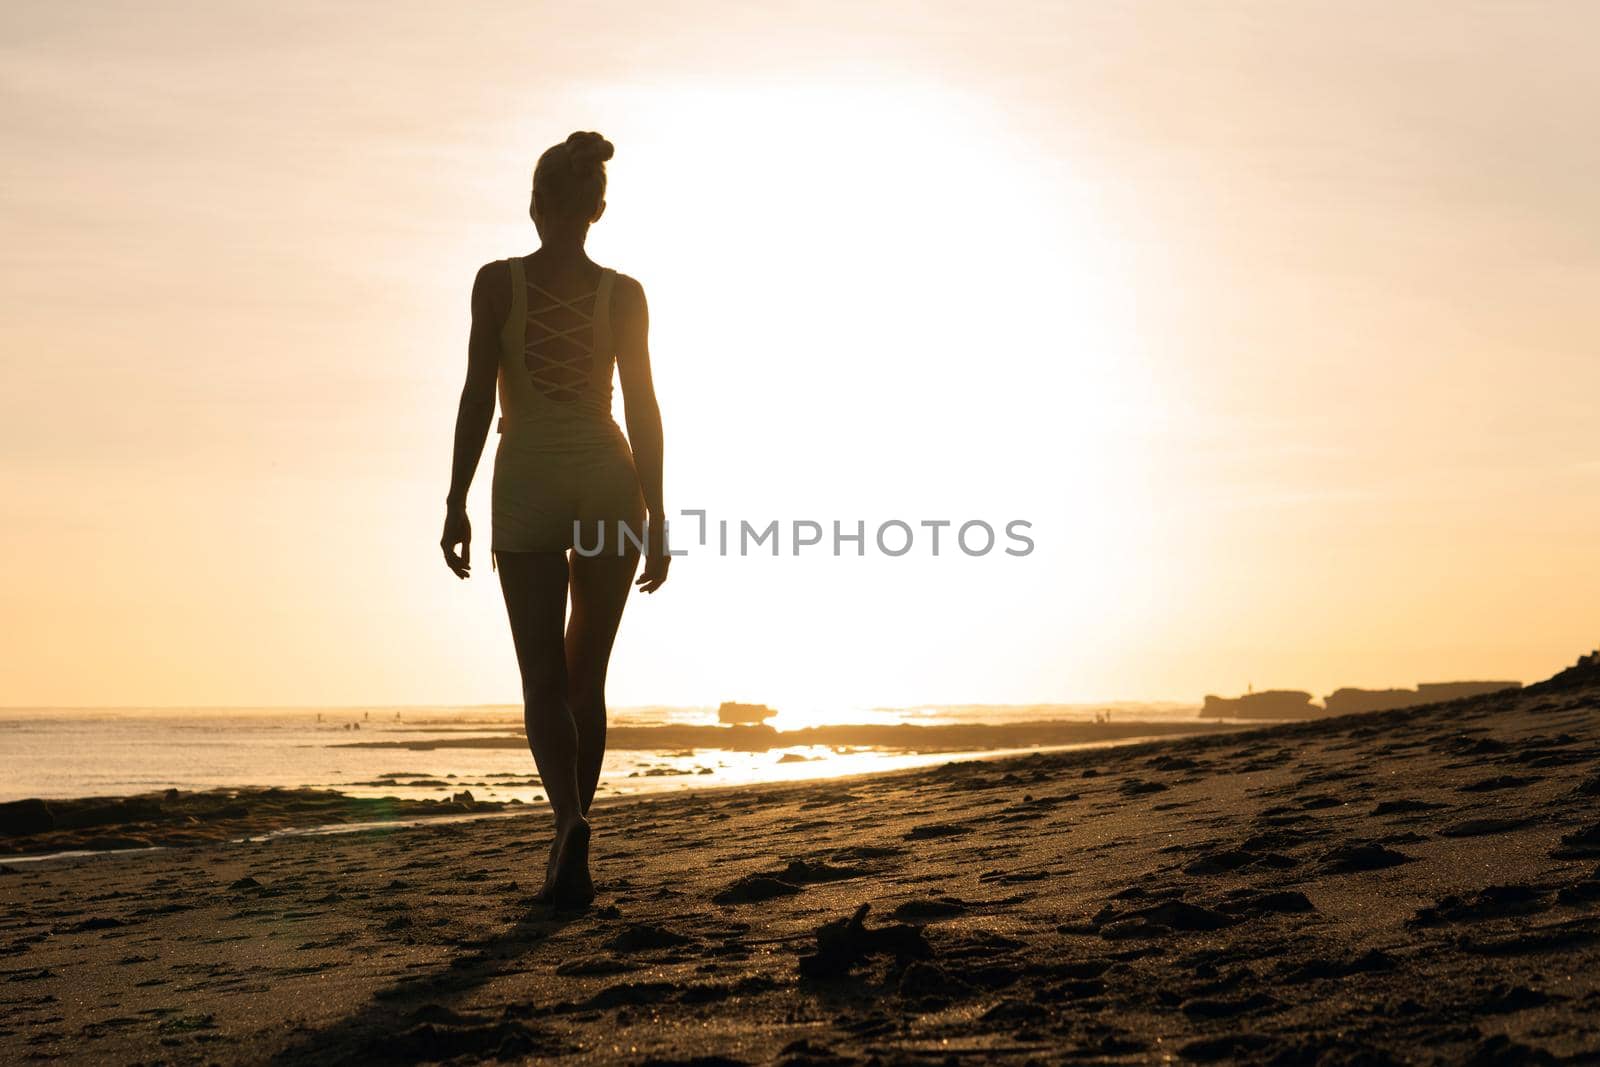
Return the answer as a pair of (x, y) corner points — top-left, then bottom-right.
(1409, 884), (1551, 926)
(553, 955), (638, 976)
(1183, 848), (1296, 876)
(1551, 823), (1600, 859)
(712, 858), (871, 905)
(1458, 774), (1540, 792)
(1279, 949), (1395, 981)
(1319, 842), (1414, 873)
(712, 875), (799, 905)
(357, 1005), (569, 1061)
(1073, 897), (1237, 941)
(903, 823), (971, 841)
(603, 923), (695, 951)
(979, 867), (1053, 884)
(1556, 866), (1600, 905)
(829, 845), (904, 863)
(1453, 919), (1598, 956)
(1371, 799), (1446, 816)
(1439, 817), (1534, 837)
(889, 896), (970, 920)
(1215, 889), (1315, 916)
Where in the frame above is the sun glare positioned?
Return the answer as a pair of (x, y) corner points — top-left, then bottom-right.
(460, 81), (1167, 716)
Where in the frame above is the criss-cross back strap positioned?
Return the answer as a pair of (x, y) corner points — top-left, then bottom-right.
(523, 277), (599, 400)
(527, 280), (598, 329)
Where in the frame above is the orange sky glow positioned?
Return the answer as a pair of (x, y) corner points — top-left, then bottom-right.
(2, 2), (1597, 713)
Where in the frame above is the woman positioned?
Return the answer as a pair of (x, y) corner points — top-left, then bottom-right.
(441, 131), (669, 909)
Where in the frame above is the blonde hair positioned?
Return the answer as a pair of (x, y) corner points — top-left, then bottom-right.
(533, 131), (614, 220)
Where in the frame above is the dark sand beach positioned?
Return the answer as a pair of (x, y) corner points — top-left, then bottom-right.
(3, 678), (1598, 1065)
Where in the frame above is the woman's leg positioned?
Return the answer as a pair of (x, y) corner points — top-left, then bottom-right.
(496, 550), (585, 896)
(566, 544), (641, 814)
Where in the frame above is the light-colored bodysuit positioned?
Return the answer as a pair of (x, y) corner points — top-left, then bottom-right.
(491, 257), (645, 555)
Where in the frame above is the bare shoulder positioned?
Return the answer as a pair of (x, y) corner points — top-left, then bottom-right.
(471, 258), (512, 315)
(474, 257), (512, 291)
(610, 270), (647, 307)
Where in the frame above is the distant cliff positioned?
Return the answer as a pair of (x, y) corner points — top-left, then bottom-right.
(1201, 679), (1521, 720)
(1321, 688), (1419, 716)
(1324, 681), (1519, 717)
(1200, 690), (1318, 720)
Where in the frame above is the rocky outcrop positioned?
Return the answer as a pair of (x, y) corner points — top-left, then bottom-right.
(1199, 691), (1317, 720)
(1323, 688), (1421, 716)
(1530, 650), (1600, 692)
(1414, 681), (1520, 701)
(717, 702), (778, 725)
(0, 799), (53, 837)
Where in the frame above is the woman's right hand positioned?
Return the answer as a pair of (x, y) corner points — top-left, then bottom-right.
(635, 516), (670, 593)
(441, 505), (471, 579)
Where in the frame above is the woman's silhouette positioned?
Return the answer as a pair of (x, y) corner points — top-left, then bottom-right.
(441, 131), (668, 909)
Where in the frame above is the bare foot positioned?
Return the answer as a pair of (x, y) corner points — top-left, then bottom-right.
(548, 818), (595, 911)
(530, 836), (561, 905)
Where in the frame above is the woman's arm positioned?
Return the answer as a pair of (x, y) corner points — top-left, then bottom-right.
(440, 261), (506, 578)
(614, 273), (669, 592)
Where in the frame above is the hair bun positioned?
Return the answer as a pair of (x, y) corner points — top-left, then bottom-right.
(532, 132), (612, 219)
(564, 131), (614, 174)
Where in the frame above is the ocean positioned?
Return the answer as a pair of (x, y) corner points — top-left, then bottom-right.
(0, 702), (1205, 806)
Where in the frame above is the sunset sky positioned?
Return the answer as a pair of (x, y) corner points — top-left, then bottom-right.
(3, 1), (1597, 712)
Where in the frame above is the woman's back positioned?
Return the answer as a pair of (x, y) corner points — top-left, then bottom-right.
(496, 255), (626, 453)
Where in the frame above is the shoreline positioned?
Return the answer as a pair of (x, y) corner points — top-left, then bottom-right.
(0, 733), (1230, 865)
(0, 788), (513, 862)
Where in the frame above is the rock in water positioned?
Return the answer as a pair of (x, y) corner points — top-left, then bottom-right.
(717, 701), (778, 725)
